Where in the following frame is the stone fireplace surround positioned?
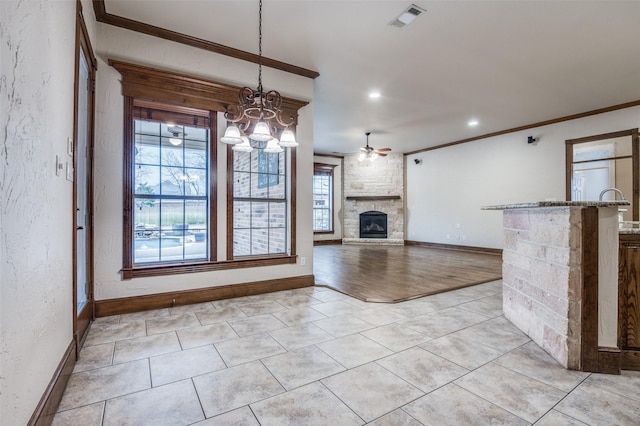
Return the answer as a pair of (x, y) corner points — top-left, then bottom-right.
(342, 153), (404, 245)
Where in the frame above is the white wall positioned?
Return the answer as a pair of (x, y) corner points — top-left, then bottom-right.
(406, 106), (640, 249)
(0, 1), (78, 424)
(313, 155), (343, 241)
(93, 23), (314, 300)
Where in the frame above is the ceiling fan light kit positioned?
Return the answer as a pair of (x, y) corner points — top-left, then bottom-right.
(220, 0), (298, 153)
(358, 132), (391, 163)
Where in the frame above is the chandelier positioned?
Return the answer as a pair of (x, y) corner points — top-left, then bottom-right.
(219, 0), (298, 153)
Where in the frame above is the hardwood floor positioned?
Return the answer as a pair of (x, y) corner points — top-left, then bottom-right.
(313, 244), (502, 303)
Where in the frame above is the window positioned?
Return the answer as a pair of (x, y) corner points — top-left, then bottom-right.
(232, 141), (288, 257)
(129, 101), (214, 266)
(313, 163), (335, 232)
(112, 60), (304, 278)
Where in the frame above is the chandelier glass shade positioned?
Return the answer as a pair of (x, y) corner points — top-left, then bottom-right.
(220, 0), (298, 152)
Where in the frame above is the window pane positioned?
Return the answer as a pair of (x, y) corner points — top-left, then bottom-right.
(269, 228), (286, 253)
(234, 150), (251, 172)
(313, 169), (333, 232)
(184, 168), (206, 196)
(269, 202), (286, 228)
(135, 165), (160, 195)
(134, 197), (160, 263)
(135, 120), (160, 135)
(251, 202), (269, 228)
(185, 200), (207, 260)
(269, 177), (285, 199)
(161, 142), (184, 167)
(186, 127), (208, 142)
(252, 173), (269, 198)
(234, 201), (251, 229)
(184, 143), (207, 168)
(233, 229), (251, 256)
(251, 228), (269, 255)
(160, 167), (185, 195)
(234, 172), (251, 197)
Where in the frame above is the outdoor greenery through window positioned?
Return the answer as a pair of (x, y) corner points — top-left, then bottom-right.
(133, 117), (209, 264)
(313, 165), (333, 232)
(233, 141), (287, 257)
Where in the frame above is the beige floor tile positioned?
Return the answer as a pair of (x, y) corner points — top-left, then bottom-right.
(317, 334), (393, 369)
(214, 332), (285, 366)
(196, 306), (248, 325)
(93, 315), (120, 325)
(403, 383), (528, 425)
(84, 320), (146, 346)
(52, 402), (104, 426)
(402, 307), (491, 338)
(150, 345), (226, 386)
(74, 342), (114, 373)
(455, 362), (566, 423)
(377, 347), (468, 393)
(236, 300), (287, 316)
(308, 288), (350, 302)
(227, 313), (287, 337)
(386, 300), (446, 318)
(554, 380), (640, 425)
(421, 335), (503, 369)
(361, 323), (430, 352)
(251, 382), (363, 426)
(495, 341), (589, 392)
(113, 332), (181, 364)
(322, 362), (423, 422)
(272, 306), (328, 326)
(262, 346), (345, 390)
(103, 379), (204, 425)
(535, 409), (589, 425)
(58, 359), (150, 412)
(168, 301), (215, 316)
(268, 323), (334, 351)
(193, 406), (260, 425)
(273, 294), (322, 309)
(145, 312), (201, 335)
(176, 322), (238, 350)
(119, 308), (170, 323)
(456, 297), (503, 317)
(366, 409), (423, 426)
(450, 316), (530, 352)
(193, 361), (284, 418)
(312, 300), (364, 316)
(584, 370), (640, 402)
(313, 314), (375, 337)
(351, 307), (408, 326)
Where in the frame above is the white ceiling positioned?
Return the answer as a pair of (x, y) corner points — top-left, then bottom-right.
(104, 1), (640, 155)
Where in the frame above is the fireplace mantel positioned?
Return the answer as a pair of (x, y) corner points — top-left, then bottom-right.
(345, 196), (401, 201)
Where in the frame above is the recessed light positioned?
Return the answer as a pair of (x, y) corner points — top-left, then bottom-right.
(369, 92), (381, 99)
(468, 119), (479, 127)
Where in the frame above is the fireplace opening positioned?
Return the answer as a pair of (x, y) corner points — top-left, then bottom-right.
(360, 211), (387, 238)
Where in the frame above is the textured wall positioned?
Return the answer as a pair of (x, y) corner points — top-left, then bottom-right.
(0, 1), (77, 424)
(343, 153), (404, 240)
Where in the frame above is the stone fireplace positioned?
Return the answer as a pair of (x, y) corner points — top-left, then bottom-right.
(360, 211), (387, 238)
(342, 153), (404, 245)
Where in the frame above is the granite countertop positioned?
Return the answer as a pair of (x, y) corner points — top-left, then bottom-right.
(482, 201), (631, 210)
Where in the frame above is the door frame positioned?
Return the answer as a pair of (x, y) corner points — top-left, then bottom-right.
(73, 0), (97, 349)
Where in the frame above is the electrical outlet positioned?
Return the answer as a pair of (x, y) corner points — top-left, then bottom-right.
(67, 137), (73, 156)
(300, 256), (306, 266)
(55, 155), (63, 176)
(66, 162), (74, 181)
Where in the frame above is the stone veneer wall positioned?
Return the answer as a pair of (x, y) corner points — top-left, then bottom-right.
(343, 153), (404, 241)
(502, 207), (583, 369)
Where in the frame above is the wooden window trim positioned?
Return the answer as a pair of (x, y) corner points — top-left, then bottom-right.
(566, 128), (639, 221)
(111, 60), (307, 279)
(313, 163), (336, 234)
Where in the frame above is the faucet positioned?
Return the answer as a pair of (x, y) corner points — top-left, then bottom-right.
(599, 188), (626, 201)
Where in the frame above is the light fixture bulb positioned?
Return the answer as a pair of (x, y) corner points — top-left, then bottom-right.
(467, 119), (479, 127)
(358, 152), (366, 162)
(232, 136), (253, 152)
(278, 129), (298, 147)
(264, 138), (283, 153)
(220, 124), (243, 144)
(250, 120), (272, 142)
(369, 152), (379, 162)
(169, 137), (182, 146)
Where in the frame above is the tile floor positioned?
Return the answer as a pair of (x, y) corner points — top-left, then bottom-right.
(53, 281), (640, 425)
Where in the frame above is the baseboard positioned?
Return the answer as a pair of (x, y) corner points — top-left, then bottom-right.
(28, 340), (76, 426)
(313, 239), (343, 246)
(95, 275), (315, 317)
(621, 349), (640, 371)
(597, 346), (621, 374)
(405, 240), (503, 256)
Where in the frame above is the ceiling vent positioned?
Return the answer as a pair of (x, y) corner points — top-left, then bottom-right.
(389, 4), (426, 28)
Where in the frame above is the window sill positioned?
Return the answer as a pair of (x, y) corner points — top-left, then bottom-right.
(122, 255), (297, 279)
(314, 230), (334, 234)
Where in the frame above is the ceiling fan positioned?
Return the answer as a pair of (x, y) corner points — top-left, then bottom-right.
(358, 132), (391, 162)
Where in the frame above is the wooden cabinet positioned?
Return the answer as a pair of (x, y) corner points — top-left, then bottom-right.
(619, 232), (640, 370)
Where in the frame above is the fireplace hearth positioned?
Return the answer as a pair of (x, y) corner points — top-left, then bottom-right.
(360, 211), (387, 238)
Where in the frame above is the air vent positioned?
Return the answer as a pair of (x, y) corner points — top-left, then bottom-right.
(388, 4), (426, 28)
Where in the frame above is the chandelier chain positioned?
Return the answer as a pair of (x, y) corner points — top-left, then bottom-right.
(258, 0), (263, 93)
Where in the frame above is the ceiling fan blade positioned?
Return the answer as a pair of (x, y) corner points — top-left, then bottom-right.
(377, 153), (388, 157)
(375, 148), (392, 152)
